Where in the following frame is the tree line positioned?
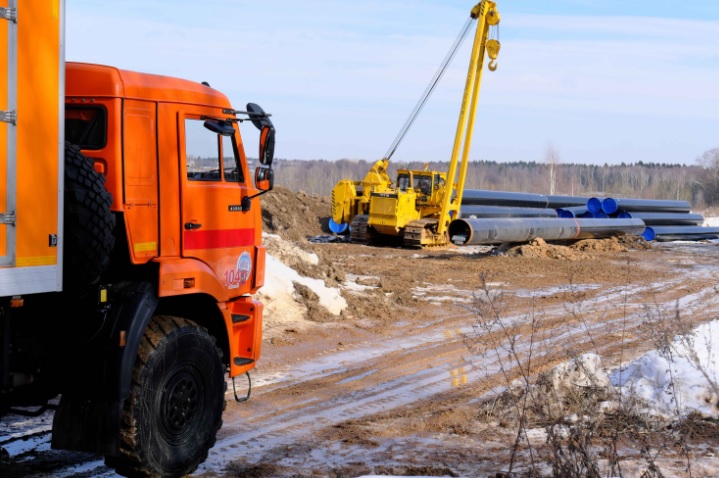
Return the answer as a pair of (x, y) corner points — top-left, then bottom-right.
(266, 147), (719, 210)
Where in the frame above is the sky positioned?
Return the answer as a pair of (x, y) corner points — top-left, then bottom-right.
(64, 1), (719, 166)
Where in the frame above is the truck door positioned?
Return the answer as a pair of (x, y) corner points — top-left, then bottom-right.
(179, 115), (256, 294)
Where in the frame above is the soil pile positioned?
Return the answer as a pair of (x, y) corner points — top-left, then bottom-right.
(261, 187), (331, 241)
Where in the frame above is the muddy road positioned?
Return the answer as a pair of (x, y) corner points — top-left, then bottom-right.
(3, 188), (719, 477)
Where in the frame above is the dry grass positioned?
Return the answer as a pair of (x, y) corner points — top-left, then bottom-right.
(465, 269), (718, 478)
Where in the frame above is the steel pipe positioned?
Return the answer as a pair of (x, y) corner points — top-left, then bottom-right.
(556, 206), (590, 218)
(617, 211), (704, 226)
(654, 234), (719, 242)
(461, 190), (549, 208)
(601, 197), (691, 215)
(448, 217), (646, 245)
(643, 225), (719, 241)
(461, 205), (558, 218)
(545, 195), (593, 209)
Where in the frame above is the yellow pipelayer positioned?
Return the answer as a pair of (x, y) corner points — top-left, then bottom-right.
(330, 1), (501, 247)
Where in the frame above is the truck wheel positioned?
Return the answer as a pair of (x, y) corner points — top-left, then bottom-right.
(107, 316), (226, 478)
(64, 141), (115, 294)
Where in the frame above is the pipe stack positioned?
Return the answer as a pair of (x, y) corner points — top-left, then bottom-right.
(588, 197), (718, 241)
(459, 189), (718, 243)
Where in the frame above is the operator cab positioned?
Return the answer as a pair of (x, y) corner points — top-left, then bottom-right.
(416, 175), (432, 195)
(397, 171), (433, 195)
(397, 173), (411, 192)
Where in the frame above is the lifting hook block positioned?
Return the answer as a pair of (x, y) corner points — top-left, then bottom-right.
(486, 39), (501, 71)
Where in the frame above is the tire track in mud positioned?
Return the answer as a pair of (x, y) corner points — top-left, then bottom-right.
(4, 242), (719, 476)
(199, 264), (719, 473)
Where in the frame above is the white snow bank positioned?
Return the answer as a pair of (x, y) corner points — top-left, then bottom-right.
(611, 319), (719, 418)
(547, 353), (611, 394)
(527, 320), (719, 422)
(258, 232), (347, 324)
(261, 254), (347, 316)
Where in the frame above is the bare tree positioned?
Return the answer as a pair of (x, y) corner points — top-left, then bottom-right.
(545, 143), (561, 195)
(695, 147), (719, 206)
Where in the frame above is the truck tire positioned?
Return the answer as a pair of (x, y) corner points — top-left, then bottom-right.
(107, 316), (226, 478)
(63, 141), (115, 294)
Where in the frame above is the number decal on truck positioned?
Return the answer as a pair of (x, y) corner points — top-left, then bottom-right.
(225, 251), (252, 289)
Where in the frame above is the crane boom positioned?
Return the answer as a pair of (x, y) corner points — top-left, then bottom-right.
(437, 0), (500, 238)
(383, 17), (476, 161)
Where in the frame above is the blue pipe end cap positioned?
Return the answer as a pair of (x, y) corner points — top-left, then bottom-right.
(602, 197), (619, 215)
(587, 197), (602, 214)
(329, 218), (348, 234)
(641, 226), (656, 241)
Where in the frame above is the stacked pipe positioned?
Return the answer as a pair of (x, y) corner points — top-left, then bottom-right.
(589, 197), (719, 241)
(455, 190), (646, 245)
(458, 190), (719, 244)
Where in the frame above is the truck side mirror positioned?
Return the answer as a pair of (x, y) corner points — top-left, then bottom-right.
(203, 119), (235, 136)
(255, 166), (274, 191)
(246, 103), (273, 130)
(258, 125), (275, 166)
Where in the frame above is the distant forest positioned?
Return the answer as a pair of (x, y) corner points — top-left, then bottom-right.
(268, 148), (719, 210)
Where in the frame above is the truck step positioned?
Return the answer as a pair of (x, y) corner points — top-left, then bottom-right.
(231, 314), (251, 323)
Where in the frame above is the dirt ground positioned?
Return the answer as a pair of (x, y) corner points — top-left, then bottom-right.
(216, 187), (719, 478)
(3, 186), (719, 478)
(258, 187), (680, 343)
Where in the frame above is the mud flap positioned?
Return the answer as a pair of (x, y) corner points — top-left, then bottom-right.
(52, 281), (157, 455)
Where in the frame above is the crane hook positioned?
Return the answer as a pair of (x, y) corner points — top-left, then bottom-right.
(486, 38), (500, 71)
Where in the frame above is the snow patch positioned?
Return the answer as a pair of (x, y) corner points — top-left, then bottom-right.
(612, 319), (719, 418)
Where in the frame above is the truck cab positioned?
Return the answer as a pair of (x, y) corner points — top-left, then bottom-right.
(2, 30), (275, 476)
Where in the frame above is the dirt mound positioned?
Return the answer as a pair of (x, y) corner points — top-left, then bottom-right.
(505, 238), (590, 260)
(504, 234), (651, 260)
(261, 187), (332, 241)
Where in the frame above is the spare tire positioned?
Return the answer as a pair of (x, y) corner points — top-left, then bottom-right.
(63, 141), (116, 294)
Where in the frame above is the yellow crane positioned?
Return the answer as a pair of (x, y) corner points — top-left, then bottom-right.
(330, 1), (501, 247)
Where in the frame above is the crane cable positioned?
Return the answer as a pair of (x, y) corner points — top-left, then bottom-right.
(383, 16), (475, 161)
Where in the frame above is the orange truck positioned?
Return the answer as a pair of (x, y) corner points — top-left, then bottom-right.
(0, 1), (275, 476)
